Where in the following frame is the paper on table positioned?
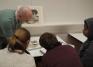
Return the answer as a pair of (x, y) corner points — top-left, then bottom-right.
(27, 36), (41, 50)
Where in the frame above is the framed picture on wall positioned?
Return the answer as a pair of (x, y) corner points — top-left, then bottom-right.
(23, 6), (43, 24)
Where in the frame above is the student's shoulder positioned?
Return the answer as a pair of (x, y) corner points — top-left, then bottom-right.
(61, 44), (76, 52)
(61, 45), (73, 50)
(62, 42), (75, 48)
(23, 53), (34, 60)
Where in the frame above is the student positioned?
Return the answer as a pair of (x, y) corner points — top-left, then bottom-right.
(0, 28), (36, 67)
(39, 32), (82, 67)
(80, 18), (93, 67)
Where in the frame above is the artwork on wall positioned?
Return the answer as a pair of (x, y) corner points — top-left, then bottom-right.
(24, 6), (43, 24)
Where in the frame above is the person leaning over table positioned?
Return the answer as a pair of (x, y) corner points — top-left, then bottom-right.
(0, 5), (32, 49)
(39, 32), (83, 67)
(0, 27), (36, 67)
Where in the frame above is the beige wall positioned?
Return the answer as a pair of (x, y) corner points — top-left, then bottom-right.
(0, 0), (93, 24)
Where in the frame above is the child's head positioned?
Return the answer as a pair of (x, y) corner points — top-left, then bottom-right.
(83, 18), (93, 40)
(39, 32), (61, 51)
(8, 27), (31, 54)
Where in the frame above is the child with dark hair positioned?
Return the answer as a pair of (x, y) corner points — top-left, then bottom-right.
(39, 32), (82, 67)
(80, 18), (93, 67)
(0, 27), (36, 67)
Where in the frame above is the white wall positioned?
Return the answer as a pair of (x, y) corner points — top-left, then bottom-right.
(0, 0), (93, 24)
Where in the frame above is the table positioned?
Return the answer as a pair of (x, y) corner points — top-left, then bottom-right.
(68, 33), (87, 43)
(27, 35), (65, 57)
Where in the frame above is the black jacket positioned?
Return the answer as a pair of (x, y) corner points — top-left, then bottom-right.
(80, 40), (93, 67)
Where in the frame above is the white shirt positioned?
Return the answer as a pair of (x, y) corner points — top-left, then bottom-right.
(0, 48), (36, 67)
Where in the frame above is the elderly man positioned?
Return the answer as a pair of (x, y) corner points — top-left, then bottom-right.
(0, 5), (32, 37)
(0, 5), (32, 49)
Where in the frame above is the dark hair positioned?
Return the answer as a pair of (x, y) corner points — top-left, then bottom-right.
(8, 27), (30, 54)
(84, 18), (93, 40)
(84, 18), (93, 29)
(39, 32), (61, 51)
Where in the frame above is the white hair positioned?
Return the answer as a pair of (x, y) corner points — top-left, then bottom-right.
(15, 5), (32, 16)
(15, 5), (32, 22)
